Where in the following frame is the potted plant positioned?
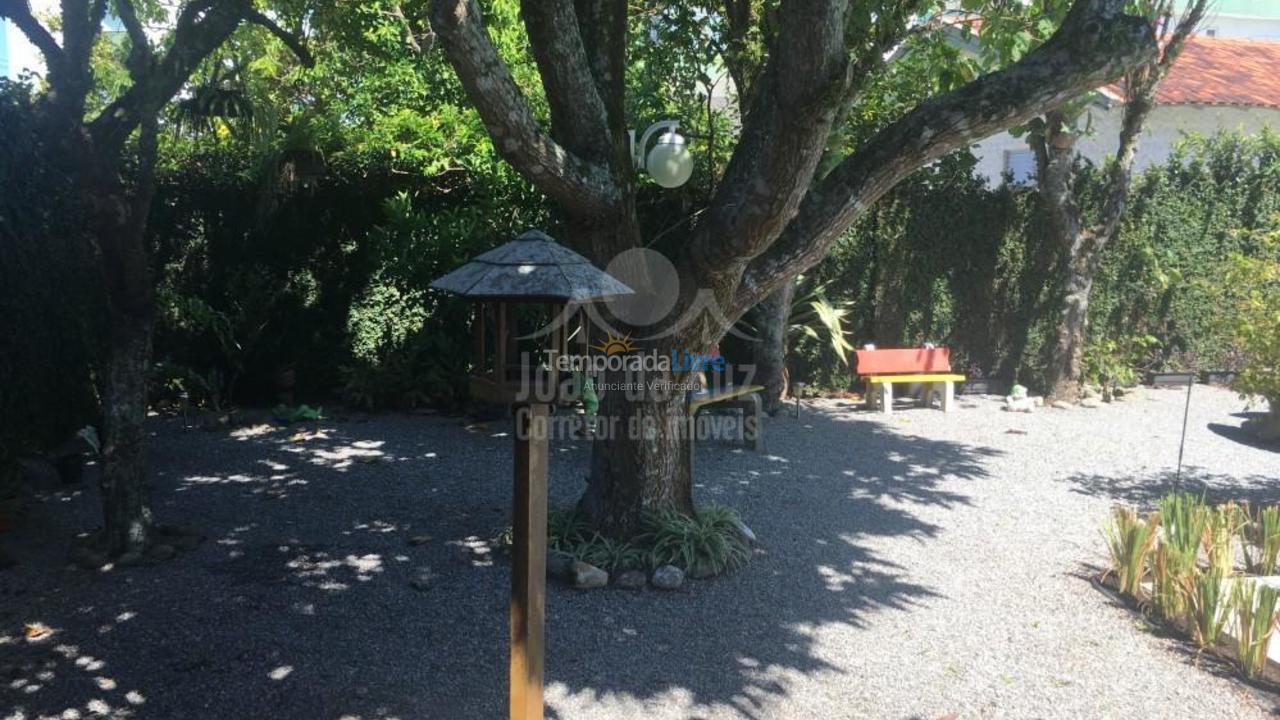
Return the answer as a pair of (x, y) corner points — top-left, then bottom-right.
(1151, 350), (1198, 389)
(960, 363), (1009, 396)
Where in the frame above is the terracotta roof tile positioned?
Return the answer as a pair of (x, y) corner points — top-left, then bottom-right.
(1106, 36), (1280, 109)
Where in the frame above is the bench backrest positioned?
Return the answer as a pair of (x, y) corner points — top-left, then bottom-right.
(853, 347), (952, 376)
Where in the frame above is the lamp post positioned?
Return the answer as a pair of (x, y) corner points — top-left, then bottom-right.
(628, 119), (694, 188)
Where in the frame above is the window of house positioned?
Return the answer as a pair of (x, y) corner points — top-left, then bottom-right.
(1004, 149), (1037, 185)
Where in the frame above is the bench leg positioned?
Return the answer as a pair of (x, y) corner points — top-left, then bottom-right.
(688, 410), (698, 478)
(941, 381), (954, 413)
(880, 382), (893, 415)
(745, 393), (763, 452)
(920, 382), (934, 409)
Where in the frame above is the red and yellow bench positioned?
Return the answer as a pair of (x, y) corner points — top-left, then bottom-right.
(853, 347), (965, 415)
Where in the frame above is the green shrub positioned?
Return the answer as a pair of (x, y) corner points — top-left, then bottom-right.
(1181, 569), (1231, 650)
(1102, 505), (1159, 598)
(1233, 580), (1280, 679)
(637, 505), (751, 575)
(1241, 505), (1280, 576)
(548, 507), (591, 553)
(1216, 220), (1280, 435)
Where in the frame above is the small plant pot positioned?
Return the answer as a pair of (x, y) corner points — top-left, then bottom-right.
(1152, 368), (1198, 386)
(961, 378), (1010, 396)
(1200, 370), (1236, 386)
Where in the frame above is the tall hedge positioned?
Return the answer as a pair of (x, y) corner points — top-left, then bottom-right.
(0, 80), (104, 463)
(793, 130), (1280, 392)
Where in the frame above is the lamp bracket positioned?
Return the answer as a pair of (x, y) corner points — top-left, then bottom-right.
(628, 120), (681, 170)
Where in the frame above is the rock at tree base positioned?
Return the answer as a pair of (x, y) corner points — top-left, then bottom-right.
(147, 544), (177, 561)
(547, 551), (573, 581)
(116, 551), (144, 567)
(734, 520), (757, 546)
(651, 565), (684, 590)
(615, 570), (646, 590)
(1051, 400), (1073, 410)
(571, 561), (608, 589)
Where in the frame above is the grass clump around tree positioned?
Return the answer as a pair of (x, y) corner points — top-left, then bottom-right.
(546, 504), (751, 578)
(1101, 493), (1280, 682)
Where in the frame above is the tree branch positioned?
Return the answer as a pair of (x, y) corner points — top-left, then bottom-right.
(428, 0), (621, 216)
(89, 0), (313, 155)
(112, 0), (153, 79)
(245, 9), (315, 68)
(1093, 0), (1207, 240)
(0, 0), (64, 68)
(571, 0), (627, 140)
(518, 0), (613, 164)
(687, 0), (853, 278)
(736, 0), (1158, 310)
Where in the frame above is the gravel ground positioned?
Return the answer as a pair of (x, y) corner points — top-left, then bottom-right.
(2, 385), (1277, 719)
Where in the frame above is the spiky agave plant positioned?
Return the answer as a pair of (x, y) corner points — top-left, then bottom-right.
(1241, 505), (1280, 576)
(1233, 580), (1280, 679)
(1155, 492), (1208, 619)
(1102, 506), (1159, 598)
(1205, 502), (1245, 576)
(1181, 569), (1231, 649)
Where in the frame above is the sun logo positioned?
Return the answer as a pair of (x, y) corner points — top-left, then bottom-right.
(591, 333), (636, 355)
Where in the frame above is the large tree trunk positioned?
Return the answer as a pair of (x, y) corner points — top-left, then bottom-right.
(581, 386), (695, 537)
(748, 283), (795, 415)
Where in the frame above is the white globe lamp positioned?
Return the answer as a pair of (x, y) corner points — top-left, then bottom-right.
(629, 120), (694, 189)
(645, 131), (694, 188)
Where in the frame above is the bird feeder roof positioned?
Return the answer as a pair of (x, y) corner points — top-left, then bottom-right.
(430, 229), (634, 301)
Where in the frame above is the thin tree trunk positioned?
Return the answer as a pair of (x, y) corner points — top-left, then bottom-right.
(89, 117), (161, 556)
(1046, 249), (1095, 403)
(749, 283), (795, 415)
(100, 313), (155, 554)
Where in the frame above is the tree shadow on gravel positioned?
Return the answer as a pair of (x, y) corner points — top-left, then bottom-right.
(542, 403), (999, 720)
(1207, 413), (1279, 454)
(1057, 467), (1280, 510)
(1, 406), (1000, 720)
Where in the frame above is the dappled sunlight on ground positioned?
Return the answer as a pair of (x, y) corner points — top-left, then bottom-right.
(3, 389), (1276, 718)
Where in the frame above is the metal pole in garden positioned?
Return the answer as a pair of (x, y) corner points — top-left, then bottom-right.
(1175, 373), (1194, 483)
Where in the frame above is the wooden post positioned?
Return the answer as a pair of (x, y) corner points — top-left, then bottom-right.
(495, 302), (508, 382)
(511, 403), (549, 720)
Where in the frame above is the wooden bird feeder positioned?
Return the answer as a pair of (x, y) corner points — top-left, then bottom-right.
(431, 229), (632, 407)
(431, 229), (631, 720)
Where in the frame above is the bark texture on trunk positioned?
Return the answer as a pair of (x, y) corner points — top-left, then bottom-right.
(582, 389), (695, 537)
(749, 283), (795, 415)
(1046, 252), (1096, 403)
(85, 117), (161, 556)
(100, 315), (155, 554)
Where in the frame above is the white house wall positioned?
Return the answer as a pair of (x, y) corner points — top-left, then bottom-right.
(971, 104), (1280, 185)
